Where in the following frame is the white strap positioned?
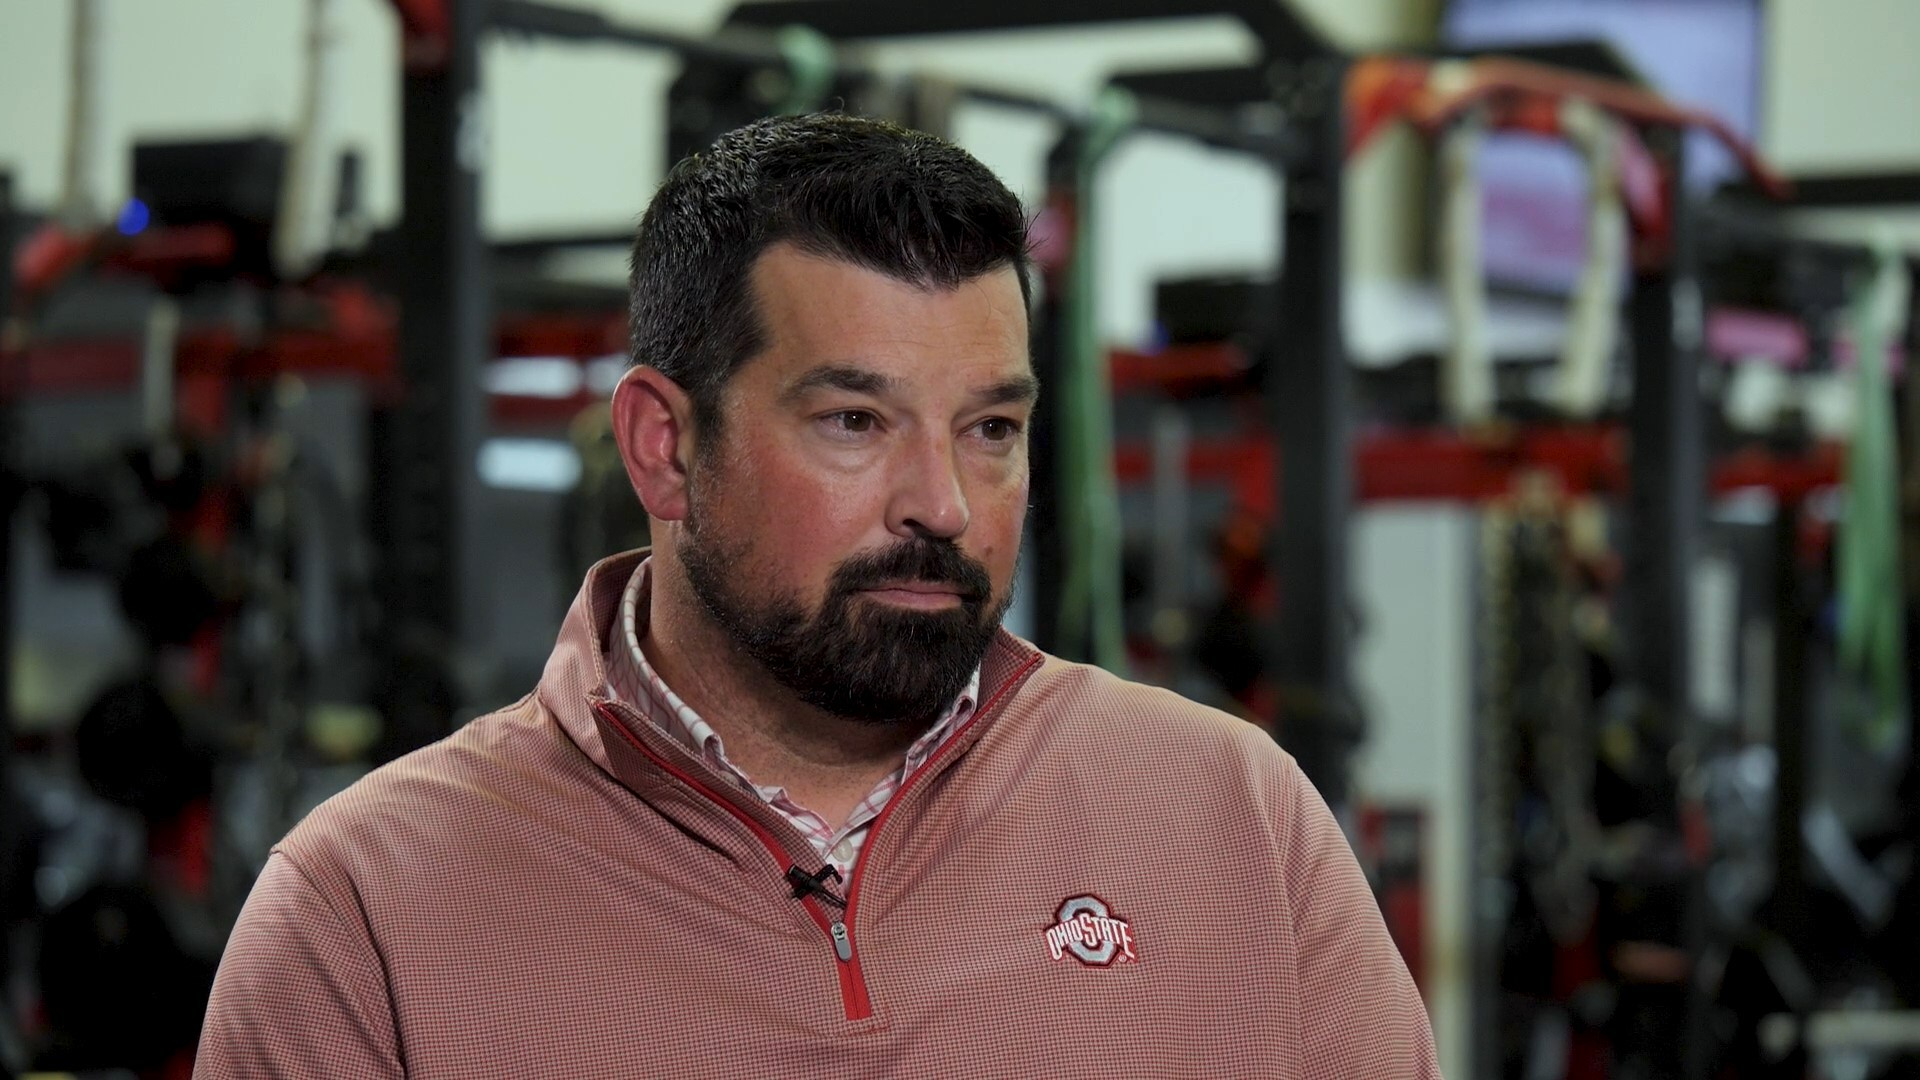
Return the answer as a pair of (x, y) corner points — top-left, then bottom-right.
(1555, 98), (1628, 418)
(1439, 108), (1494, 424)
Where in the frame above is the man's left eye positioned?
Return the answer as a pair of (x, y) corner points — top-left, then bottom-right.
(977, 418), (1021, 441)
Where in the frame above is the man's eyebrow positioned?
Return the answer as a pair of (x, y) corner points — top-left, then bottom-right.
(779, 365), (894, 405)
(779, 365), (1039, 409)
(976, 374), (1041, 407)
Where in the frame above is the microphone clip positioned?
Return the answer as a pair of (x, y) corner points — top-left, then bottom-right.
(785, 863), (847, 908)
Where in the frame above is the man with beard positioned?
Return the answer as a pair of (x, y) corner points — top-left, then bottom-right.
(196, 114), (1439, 1078)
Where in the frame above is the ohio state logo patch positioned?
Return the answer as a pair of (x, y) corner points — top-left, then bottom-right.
(1044, 895), (1138, 966)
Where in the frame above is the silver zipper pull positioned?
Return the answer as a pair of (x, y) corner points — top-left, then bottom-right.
(829, 920), (853, 962)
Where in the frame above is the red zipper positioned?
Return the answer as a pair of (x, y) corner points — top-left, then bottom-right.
(592, 650), (1041, 1023)
(593, 702), (874, 1020)
(843, 654), (1044, 922)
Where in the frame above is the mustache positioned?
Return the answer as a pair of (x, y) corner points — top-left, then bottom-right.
(829, 539), (992, 604)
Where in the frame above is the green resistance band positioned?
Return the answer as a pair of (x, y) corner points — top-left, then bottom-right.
(1837, 240), (1910, 748)
(1056, 86), (1137, 675)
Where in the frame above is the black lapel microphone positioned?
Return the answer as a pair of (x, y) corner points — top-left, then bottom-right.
(785, 864), (846, 908)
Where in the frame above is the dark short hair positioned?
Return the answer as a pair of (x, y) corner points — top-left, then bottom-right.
(627, 112), (1031, 436)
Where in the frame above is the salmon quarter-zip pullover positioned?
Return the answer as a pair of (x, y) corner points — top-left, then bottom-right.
(195, 550), (1441, 1077)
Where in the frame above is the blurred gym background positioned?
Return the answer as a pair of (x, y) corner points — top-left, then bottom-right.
(2, 1), (1918, 1077)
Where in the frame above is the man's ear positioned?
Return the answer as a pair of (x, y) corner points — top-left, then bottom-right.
(611, 365), (701, 522)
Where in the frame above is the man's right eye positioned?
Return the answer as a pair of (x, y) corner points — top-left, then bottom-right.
(826, 410), (877, 434)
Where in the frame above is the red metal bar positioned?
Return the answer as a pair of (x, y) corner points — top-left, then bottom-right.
(495, 311), (626, 359)
(11, 223), (242, 299)
(110, 224), (238, 276)
(2, 326), (397, 398)
(1114, 426), (1839, 506)
(0, 303), (629, 429)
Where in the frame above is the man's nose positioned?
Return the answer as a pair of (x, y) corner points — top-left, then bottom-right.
(887, 433), (969, 540)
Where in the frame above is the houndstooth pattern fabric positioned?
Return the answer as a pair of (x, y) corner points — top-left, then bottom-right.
(606, 558), (978, 881)
(195, 551), (1442, 1078)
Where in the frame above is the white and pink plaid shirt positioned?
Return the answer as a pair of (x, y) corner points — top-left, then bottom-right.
(606, 559), (979, 883)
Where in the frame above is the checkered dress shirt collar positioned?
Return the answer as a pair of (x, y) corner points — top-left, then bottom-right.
(605, 558), (980, 881)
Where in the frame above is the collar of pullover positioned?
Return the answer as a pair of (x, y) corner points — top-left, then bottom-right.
(536, 549), (1045, 862)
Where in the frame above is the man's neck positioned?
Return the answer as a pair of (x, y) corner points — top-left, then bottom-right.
(640, 562), (930, 827)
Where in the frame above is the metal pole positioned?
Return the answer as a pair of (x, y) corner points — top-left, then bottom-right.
(1150, 404), (1192, 682)
(1264, 57), (1354, 811)
(140, 297), (180, 439)
(1626, 125), (1710, 1079)
(1028, 133), (1082, 660)
(1626, 127), (1701, 736)
(1771, 493), (1809, 951)
(1903, 282), (1920, 835)
(371, 0), (489, 753)
(0, 175), (18, 1052)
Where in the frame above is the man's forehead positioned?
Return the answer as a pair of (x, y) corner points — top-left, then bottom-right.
(743, 245), (1030, 379)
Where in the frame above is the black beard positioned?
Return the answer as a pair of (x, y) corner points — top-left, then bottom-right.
(678, 514), (1008, 727)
